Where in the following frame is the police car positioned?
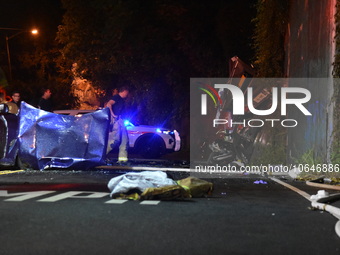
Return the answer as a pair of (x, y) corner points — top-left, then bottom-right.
(53, 110), (181, 158)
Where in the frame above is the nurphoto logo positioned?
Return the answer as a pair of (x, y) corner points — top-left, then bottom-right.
(200, 83), (312, 128)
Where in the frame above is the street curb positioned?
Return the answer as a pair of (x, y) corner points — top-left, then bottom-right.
(306, 180), (340, 191)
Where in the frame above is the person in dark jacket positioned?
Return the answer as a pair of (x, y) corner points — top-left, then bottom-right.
(38, 88), (53, 112)
(106, 87), (129, 164)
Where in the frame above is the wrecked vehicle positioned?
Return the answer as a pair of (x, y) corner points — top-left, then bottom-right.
(0, 103), (20, 167)
(201, 56), (272, 166)
(54, 109), (181, 158)
(0, 102), (110, 170)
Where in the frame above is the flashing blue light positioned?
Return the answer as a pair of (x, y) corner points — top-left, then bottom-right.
(124, 120), (131, 126)
(156, 128), (162, 133)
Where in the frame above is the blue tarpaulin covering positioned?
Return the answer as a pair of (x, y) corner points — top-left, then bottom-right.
(18, 102), (110, 170)
(0, 113), (19, 166)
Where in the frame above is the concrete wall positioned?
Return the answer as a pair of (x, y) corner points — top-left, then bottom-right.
(285, 0), (336, 161)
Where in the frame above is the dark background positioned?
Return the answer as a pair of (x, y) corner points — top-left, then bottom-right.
(0, 0), (257, 156)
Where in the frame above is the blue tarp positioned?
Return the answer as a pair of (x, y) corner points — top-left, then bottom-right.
(0, 113), (19, 166)
(18, 102), (110, 170)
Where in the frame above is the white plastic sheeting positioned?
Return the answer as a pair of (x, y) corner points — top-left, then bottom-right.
(107, 171), (176, 197)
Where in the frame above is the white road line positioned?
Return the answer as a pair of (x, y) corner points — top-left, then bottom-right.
(105, 200), (161, 205)
(105, 199), (129, 204)
(38, 191), (109, 202)
(270, 177), (311, 201)
(140, 200), (161, 205)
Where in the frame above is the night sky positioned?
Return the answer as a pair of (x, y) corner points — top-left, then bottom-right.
(0, 0), (63, 67)
(0, 0), (62, 34)
(0, 0), (256, 67)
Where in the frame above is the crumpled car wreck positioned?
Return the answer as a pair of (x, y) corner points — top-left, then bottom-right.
(0, 102), (110, 170)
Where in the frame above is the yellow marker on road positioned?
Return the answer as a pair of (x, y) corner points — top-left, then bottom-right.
(0, 170), (24, 175)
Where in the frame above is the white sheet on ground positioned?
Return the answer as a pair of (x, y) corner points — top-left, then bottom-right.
(107, 171), (177, 197)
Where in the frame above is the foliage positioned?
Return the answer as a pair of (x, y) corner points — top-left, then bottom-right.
(0, 68), (8, 89)
(332, 141), (340, 164)
(0, 0), (76, 109)
(252, 0), (289, 77)
(250, 0), (289, 164)
(294, 149), (323, 166)
(292, 149), (340, 179)
(250, 123), (286, 165)
(0, 0), (258, 159)
(56, 0), (256, 127)
(251, 144), (285, 165)
(18, 41), (77, 109)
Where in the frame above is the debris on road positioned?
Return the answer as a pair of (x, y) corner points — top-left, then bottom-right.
(310, 190), (340, 238)
(253, 180), (268, 184)
(177, 176), (213, 197)
(107, 171), (177, 198)
(107, 171), (213, 200)
(141, 185), (189, 200)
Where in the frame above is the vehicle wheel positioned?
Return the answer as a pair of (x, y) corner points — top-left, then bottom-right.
(138, 135), (166, 159)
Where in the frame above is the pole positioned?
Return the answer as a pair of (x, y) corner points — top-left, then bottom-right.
(5, 35), (12, 82)
(0, 28), (37, 83)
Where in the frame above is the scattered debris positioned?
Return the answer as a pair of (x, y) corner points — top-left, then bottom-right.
(288, 167), (302, 179)
(177, 176), (213, 197)
(253, 180), (268, 184)
(307, 178), (340, 191)
(107, 171), (213, 200)
(141, 185), (189, 200)
(108, 171), (176, 198)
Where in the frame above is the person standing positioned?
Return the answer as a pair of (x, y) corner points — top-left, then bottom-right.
(11, 91), (21, 108)
(38, 88), (53, 112)
(0, 91), (17, 114)
(103, 88), (119, 108)
(106, 87), (129, 164)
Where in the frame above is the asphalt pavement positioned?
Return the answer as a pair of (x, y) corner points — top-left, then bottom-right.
(0, 168), (340, 255)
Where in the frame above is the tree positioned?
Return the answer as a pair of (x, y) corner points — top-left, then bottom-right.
(57, 0), (256, 128)
(252, 0), (289, 77)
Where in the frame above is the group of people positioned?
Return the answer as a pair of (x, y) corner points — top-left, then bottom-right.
(0, 86), (130, 164)
(0, 91), (21, 114)
(36, 86), (129, 163)
(0, 88), (53, 114)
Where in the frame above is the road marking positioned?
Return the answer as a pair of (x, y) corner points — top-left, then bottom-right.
(0, 170), (24, 175)
(140, 200), (161, 205)
(0, 190), (162, 204)
(38, 191), (109, 202)
(105, 199), (128, 204)
(269, 177), (311, 201)
(0, 190), (56, 201)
